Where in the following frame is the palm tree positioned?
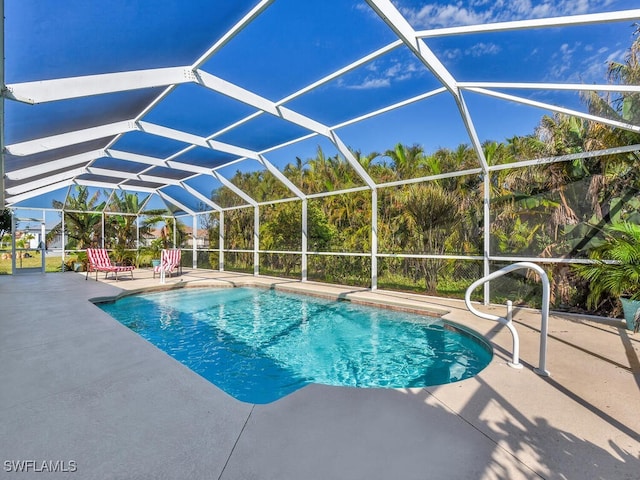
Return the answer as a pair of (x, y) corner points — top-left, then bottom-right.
(384, 143), (425, 179)
(48, 186), (105, 249)
(400, 183), (462, 293)
(583, 25), (640, 146)
(575, 221), (640, 311)
(105, 191), (145, 249)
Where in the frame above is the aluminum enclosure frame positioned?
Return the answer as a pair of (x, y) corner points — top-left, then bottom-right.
(3, 1), (640, 302)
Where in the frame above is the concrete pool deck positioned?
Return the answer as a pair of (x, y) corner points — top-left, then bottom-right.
(1, 268), (638, 479)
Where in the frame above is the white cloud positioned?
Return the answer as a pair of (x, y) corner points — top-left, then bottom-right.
(397, 0), (615, 29)
(437, 42), (500, 62)
(546, 42), (582, 79)
(605, 48), (625, 63)
(544, 42), (625, 83)
(441, 48), (462, 60)
(466, 42), (501, 57)
(384, 62), (403, 77)
(400, 3), (489, 28)
(344, 77), (391, 90)
(337, 57), (427, 90)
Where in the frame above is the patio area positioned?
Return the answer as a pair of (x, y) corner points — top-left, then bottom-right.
(1, 269), (638, 479)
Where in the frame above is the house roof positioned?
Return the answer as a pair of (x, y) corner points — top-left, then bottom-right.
(3, 1), (640, 215)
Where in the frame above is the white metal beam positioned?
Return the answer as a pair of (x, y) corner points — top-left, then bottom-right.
(107, 149), (216, 179)
(136, 121), (210, 148)
(206, 138), (260, 160)
(250, 88), (447, 160)
(136, 174), (184, 186)
(195, 70), (278, 115)
(456, 90), (490, 172)
(165, 160), (216, 176)
(5, 167), (86, 195)
(5, 180), (74, 205)
(180, 183), (222, 212)
(468, 87), (640, 134)
(137, 121), (262, 159)
(278, 40), (403, 105)
(306, 185), (370, 200)
(254, 206), (260, 276)
(195, 70), (331, 136)
(417, 9), (640, 38)
(329, 131), (377, 190)
(212, 171), (256, 207)
(5, 67), (194, 104)
(83, 167), (182, 186)
(378, 167), (484, 189)
(458, 82), (640, 93)
(191, 0), (276, 68)
(332, 87), (447, 130)
(488, 144), (640, 172)
(106, 149), (168, 168)
(371, 188), (378, 290)
(6, 121), (136, 156)
(301, 198), (307, 281)
(75, 179), (157, 194)
(257, 155), (306, 199)
(157, 190), (195, 215)
(5, 149), (105, 180)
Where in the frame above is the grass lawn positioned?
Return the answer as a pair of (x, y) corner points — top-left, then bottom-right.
(0, 252), (68, 274)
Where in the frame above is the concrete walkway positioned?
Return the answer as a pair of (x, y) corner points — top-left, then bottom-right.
(1, 269), (638, 479)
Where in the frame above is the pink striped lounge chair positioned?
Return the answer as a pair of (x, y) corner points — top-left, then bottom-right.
(85, 248), (135, 281)
(153, 248), (182, 282)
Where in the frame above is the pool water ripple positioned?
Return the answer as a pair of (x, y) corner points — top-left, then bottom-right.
(99, 287), (492, 404)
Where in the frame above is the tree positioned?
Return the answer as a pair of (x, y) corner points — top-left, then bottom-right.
(575, 221), (640, 310)
(105, 191), (169, 249)
(400, 184), (462, 293)
(0, 209), (11, 240)
(260, 201), (334, 275)
(48, 186), (105, 249)
(105, 192), (143, 249)
(384, 143), (425, 179)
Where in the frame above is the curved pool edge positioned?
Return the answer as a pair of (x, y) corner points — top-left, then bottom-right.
(88, 276), (450, 317)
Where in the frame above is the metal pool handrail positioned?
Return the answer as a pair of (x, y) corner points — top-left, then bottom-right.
(464, 262), (550, 377)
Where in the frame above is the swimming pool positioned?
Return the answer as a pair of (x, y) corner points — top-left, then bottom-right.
(98, 287), (492, 404)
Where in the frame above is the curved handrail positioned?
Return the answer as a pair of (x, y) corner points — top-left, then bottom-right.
(465, 262), (550, 376)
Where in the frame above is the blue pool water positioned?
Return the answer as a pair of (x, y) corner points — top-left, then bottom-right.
(99, 287), (492, 404)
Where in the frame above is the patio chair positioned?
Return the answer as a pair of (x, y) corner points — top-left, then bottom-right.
(85, 248), (135, 281)
(153, 248), (182, 283)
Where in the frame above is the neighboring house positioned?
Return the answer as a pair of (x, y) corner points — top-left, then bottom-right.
(9, 231), (67, 251)
(15, 231), (41, 249)
(145, 226), (208, 248)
